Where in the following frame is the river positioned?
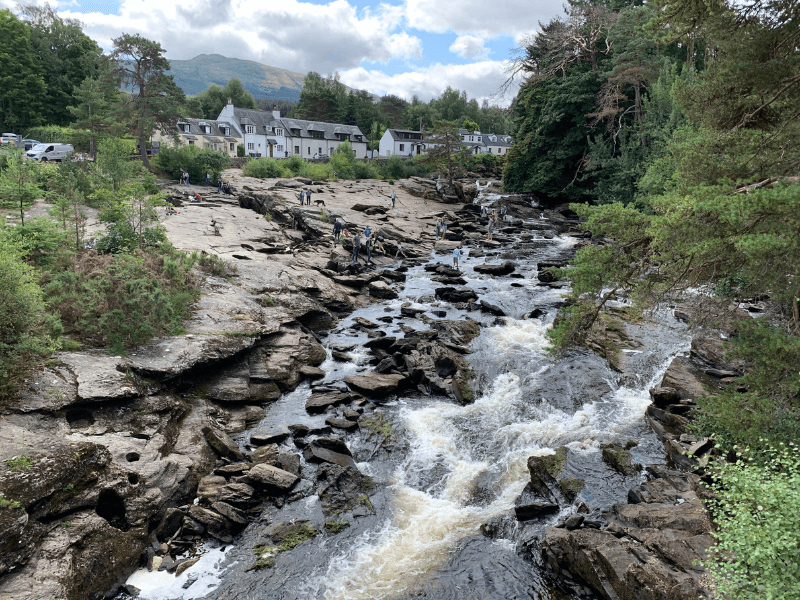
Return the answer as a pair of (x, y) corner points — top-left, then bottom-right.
(124, 192), (690, 600)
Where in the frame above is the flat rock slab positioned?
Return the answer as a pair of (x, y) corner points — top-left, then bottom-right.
(306, 391), (352, 414)
(474, 261), (516, 276)
(433, 240), (462, 253)
(126, 335), (257, 381)
(344, 373), (407, 397)
(250, 430), (290, 445)
(203, 426), (247, 462)
(298, 365), (326, 379)
(326, 417), (359, 431)
(57, 353), (138, 402)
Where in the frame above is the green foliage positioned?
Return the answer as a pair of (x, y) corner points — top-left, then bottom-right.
(325, 521), (350, 534)
(5, 455), (33, 471)
(0, 494), (22, 510)
(703, 444), (800, 599)
(422, 120), (465, 184)
(330, 140), (356, 179)
(0, 9), (47, 132)
(236, 144), (245, 157)
(96, 138), (134, 191)
(193, 78), (256, 119)
(0, 148), (44, 225)
(242, 157), (283, 178)
(152, 144), (230, 185)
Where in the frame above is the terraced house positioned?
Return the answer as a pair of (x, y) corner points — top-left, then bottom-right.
(217, 100), (368, 159)
(152, 117), (242, 157)
(458, 129), (514, 155)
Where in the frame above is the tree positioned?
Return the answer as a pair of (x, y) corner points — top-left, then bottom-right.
(20, 5), (105, 127)
(0, 9), (47, 132)
(68, 60), (125, 159)
(49, 156), (88, 250)
(96, 138), (134, 191)
(330, 140), (356, 179)
(294, 72), (347, 122)
(423, 121), (466, 185)
(461, 117), (479, 132)
(0, 149), (42, 226)
(111, 34), (185, 168)
(379, 95), (408, 128)
(194, 78), (256, 119)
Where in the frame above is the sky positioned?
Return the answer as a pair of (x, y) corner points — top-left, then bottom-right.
(2, 0), (566, 106)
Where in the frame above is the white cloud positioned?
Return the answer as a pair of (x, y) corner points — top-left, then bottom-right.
(54, 0), (421, 75)
(339, 60), (518, 106)
(449, 34), (486, 58)
(405, 0), (561, 38)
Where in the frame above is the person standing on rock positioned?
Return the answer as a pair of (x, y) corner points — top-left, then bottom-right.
(306, 190), (312, 205)
(362, 225), (372, 242)
(352, 233), (362, 262)
(333, 220), (343, 244)
(442, 219), (448, 240)
(395, 244), (406, 259)
(435, 219), (442, 240)
(453, 247), (461, 269)
(487, 218), (494, 241)
(365, 237), (373, 263)
(298, 190), (305, 205)
(391, 191), (396, 208)
(205, 171), (210, 186)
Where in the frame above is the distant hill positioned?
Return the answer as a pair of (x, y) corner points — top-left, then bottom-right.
(167, 54), (378, 103)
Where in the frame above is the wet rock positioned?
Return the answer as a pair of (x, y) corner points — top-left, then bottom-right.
(316, 464), (372, 517)
(250, 444), (279, 466)
(354, 317), (379, 329)
(564, 515), (584, 530)
(326, 417), (359, 431)
(473, 261), (515, 276)
(363, 336), (396, 350)
(522, 308), (546, 319)
(288, 424), (310, 437)
(298, 365), (325, 380)
(154, 507), (185, 542)
(514, 482), (559, 520)
(649, 386), (681, 407)
(211, 501), (248, 526)
(181, 516), (205, 536)
(660, 357), (707, 400)
(246, 464), (300, 493)
(276, 453), (301, 477)
(175, 556), (200, 576)
(367, 281), (398, 299)
(250, 430), (290, 446)
(187, 506), (234, 543)
(435, 287), (478, 302)
(601, 443), (641, 477)
(305, 390), (352, 414)
(344, 373), (407, 397)
(479, 300), (507, 316)
(303, 438), (357, 469)
(202, 425), (247, 462)
(558, 478), (585, 502)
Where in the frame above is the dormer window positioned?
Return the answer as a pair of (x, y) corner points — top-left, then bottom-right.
(178, 123), (189, 132)
(276, 128), (283, 136)
(245, 125), (254, 134)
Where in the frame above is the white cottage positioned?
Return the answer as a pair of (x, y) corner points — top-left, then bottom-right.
(378, 128), (426, 157)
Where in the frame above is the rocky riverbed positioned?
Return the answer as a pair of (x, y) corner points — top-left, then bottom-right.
(0, 172), (727, 600)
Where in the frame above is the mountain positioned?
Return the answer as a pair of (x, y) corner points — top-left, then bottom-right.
(166, 54), (378, 103)
(167, 54), (306, 101)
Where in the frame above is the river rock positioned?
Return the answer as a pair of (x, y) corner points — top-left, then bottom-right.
(250, 430), (290, 446)
(479, 300), (507, 316)
(187, 506), (234, 543)
(211, 501), (248, 526)
(218, 482), (256, 506)
(367, 281), (398, 299)
(473, 261), (515, 276)
(363, 336), (396, 350)
(305, 390), (352, 414)
(660, 356), (707, 399)
(344, 373), (407, 397)
(303, 438), (357, 469)
(250, 444), (279, 466)
(298, 365), (325, 380)
(601, 443), (641, 477)
(197, 475), (227, 504)
(648, 386), (680, 407)
(435, 287), (478, 302)
(202, 426), (247, 462)
(326, 417), (359, 431)
(246, 464), (299, 493)
(276, 453), (302, 477)
(514, 482), (559, 520)
(56, 352), (139, 402)
(316, 464), (372, 517)
(154, 507), (185, 542)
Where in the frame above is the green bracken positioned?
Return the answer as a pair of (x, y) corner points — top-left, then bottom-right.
(5, 456), (33, 471)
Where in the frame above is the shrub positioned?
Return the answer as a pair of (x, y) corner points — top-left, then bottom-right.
(353, 161), (380, 180)
(384, 155), (406, 180)
(237, 144), (245, 157)
(703, 443), (800, 599)
(152, 145), (231, 185)
(330, 141), (356, 179)
(22, 126), (94, 153)
(242, 157), (283, 178)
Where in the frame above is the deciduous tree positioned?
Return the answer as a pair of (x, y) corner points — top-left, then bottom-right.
(0, 9), (46, 132)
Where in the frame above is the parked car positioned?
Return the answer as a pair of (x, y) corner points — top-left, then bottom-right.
(1, 133), (21, 147)
(22, 139), (40, 151)
(26, 143), (74, 162)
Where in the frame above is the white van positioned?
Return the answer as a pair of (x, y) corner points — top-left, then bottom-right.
(1, 133), (21, 147)
(27, 143), (74, 162)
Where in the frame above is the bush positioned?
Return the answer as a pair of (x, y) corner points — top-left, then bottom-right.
(353, 161), (380, 180)
(152, 145), (231, 185)
(703, 443), (800, 599)
(43, 248), (199, 352)
(242, 157), (283, 178)
(330, 141), (356, 179)
(0, 230), (61, 393)
(384, 155), (406, 180)
(237, 144), (245, 157)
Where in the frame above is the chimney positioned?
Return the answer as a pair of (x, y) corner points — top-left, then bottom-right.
(272, 104), (280, 120)
(227, 97), (233, 105)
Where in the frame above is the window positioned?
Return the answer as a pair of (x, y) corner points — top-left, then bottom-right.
(399, 144), (404, 151)
(188, 140), (194, 145)
(276, 128), (283, 136)
(488, 148), (492, 154)
(230, 143), (235, 152)
(245, 125), (254, 134)
(247, 142), (255, 150)
(308, 147), (311, 155)
(318, 147), (322, 155)
(178, 123), (189, 132)
(277, 145), (283, 152)
(294, 146), (299, 154)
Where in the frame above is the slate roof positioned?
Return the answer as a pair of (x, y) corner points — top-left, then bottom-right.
(387, 128), (424, 141)
(230, 107), (366, 142)
(175, 118), (241, 141)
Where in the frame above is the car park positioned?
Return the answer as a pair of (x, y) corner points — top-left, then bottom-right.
(26, 143), (74, 162)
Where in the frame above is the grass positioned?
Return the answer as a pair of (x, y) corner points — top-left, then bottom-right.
(247, 524), (318, 571)
(0, 494), (22, 510)
(5, 456), (33, 471)
(358, 494), (375, 514)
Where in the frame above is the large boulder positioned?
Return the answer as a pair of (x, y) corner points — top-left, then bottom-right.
(202, 426), (247, 462)
(303, 438), (357, 469)
(344, 373), (407, 397)
(473, 261), (516, 276)
(246, 464), (299, 493)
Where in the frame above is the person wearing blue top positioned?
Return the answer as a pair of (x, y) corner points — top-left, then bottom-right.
(362, 226), (372, 240)
(453, 247), (461, 268)
(435, 219), (442, 240)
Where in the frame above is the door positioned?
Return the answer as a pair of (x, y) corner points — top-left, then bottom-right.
(269, 144), (273, 157)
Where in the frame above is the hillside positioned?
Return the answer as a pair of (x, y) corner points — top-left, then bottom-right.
(167, 54), (374, 102)
(167, 54), (305, 100)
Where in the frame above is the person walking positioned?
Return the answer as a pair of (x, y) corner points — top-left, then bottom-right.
(306, 190), (312, 205)
(205, 171), (210, 186)
(333, 220), (343, 243)
(487, 218), (494, 241)
(352, 233), (362, 262)
(453, 247), (461, 269)
(395, 244), (406, 259)
(391, 191), (396, 208)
